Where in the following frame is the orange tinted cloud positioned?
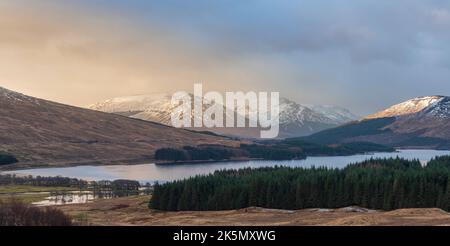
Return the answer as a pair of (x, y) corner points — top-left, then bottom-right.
(0, 1), (278, 107)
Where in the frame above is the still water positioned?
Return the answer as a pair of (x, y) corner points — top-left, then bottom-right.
(31, 190), (149, 206)
(32, 191), (96, 206)
(4, 149), (450, 183)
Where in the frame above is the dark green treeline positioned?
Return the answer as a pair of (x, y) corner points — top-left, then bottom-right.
(149, 156), (450, 211)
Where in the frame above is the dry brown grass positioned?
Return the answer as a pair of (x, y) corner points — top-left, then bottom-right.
(0, 87), (241, 170)
(0, 199), (72, 226)
(56, 196), (450, 226)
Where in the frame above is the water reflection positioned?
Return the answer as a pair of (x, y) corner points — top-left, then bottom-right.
(32, 188), (152, 206)
(33, 191), (94, 206)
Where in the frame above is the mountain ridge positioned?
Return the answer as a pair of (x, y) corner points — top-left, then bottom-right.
(0, 87), (240, 169)
(301, 95), (450, 149)
(365, 96), (445, 120)
(89, 93), (359, 138)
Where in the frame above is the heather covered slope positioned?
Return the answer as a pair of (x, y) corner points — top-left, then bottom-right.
(0, 87), (239, 169)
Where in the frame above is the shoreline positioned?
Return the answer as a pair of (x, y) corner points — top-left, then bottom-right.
(0, 157), (157, 172)
(155, 158), (264, 165)
(2, 148), (448, 172)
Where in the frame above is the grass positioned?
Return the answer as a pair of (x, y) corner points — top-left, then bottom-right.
(72, 212), (89, 225)
(0, 185), (81, 204)
(0, 185), (78, 194)
(0, 193), (49, 204)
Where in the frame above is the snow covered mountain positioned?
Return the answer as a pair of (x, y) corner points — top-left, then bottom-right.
(303, 96), (450, 149)
(276, 98), (358, 137)
(365, 96), (445, 120)
(89, 93), (176, 125)
(423, 96), (450, 119)
(89, 94), (358, 138)
(306, 104), (359, 125)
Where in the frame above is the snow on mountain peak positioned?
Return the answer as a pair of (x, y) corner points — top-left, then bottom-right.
(365, 96), (445, 120)
(88, 94), (357, 138)
(423, 96), (450, 119)
(89, 93), (173, 114)
(278, 97), (334, 125)
(306, 104), (359, 124)
(0, 86), (40, 104)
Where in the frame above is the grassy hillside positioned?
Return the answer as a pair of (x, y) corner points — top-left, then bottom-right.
(300, 117), (396, 144)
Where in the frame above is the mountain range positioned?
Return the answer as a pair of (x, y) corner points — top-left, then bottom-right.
(0, 87), (239, 168)
(301, 96), (450, 149)
(2, 86), (449, 169)
(89, 94), (359, 138)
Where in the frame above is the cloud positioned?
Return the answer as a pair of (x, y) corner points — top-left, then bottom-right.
(430, 8), (450, 25)
(1, 0), (450, 115)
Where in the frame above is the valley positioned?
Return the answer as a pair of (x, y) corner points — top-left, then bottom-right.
(2, 86), (450, 172)
(4, 149), (448, 183)
(2, 87), (450, 228)
(3, 0), (450, 238)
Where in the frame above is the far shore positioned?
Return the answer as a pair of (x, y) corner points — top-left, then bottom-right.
(0, 157), (157, 172)
(2, 147), (448, 172)
(155, 158), (262, 165)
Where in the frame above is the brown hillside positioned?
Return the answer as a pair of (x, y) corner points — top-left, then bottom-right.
(0, 87), (240, 169)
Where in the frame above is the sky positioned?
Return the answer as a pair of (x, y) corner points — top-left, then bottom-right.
(1, 0), (450, 115)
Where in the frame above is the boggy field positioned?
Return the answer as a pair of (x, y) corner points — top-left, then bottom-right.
(57, 196), (450, 226)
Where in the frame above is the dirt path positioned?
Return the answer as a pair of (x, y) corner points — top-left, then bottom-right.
(57, 196), (450, 226)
